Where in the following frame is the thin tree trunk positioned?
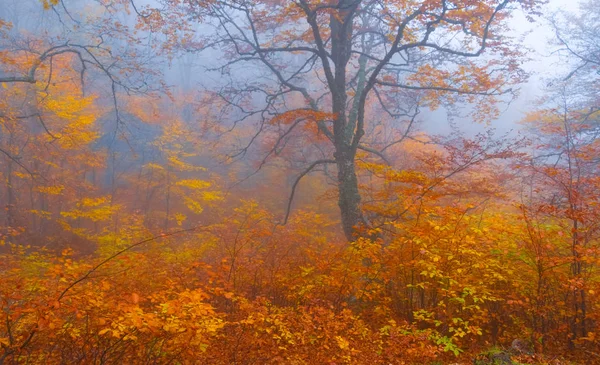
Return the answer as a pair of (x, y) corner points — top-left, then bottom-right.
(6, 159), (16, 238)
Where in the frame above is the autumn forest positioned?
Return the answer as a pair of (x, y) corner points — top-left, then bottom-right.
(0, 0), (599, 363)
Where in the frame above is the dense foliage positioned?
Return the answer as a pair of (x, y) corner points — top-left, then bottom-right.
(1, 0), (598, 363)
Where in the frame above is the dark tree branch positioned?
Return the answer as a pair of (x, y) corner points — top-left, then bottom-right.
(0, 147), (38, 180)
(57, 225), (211, 301)
(282, 159), (336, 225)
(375, 79), (510, 96)
(357, 144), (390, 165)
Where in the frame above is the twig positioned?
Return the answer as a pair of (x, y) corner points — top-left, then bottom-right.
(57, 225), (210, 301)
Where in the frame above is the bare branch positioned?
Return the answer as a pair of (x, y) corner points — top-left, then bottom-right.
(282, 159), (336, 225)
(0, 147), (39, 180)
(357, 144), (390, 165)
(57, 225), (211, 301)
(375, 79), (510, 96)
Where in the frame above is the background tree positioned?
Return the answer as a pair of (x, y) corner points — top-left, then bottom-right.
(504, 1), (600, 350)
(521, 91), (600, 350)
(0, 0), (164, 247)
(550, 0), (599, 94)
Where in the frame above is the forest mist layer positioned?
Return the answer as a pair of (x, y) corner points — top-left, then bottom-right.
(1, 0), (599, 363)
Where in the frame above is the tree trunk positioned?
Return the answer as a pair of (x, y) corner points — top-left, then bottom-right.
(329, 0), (365, 240)
(336, 147), (366, 240)
(5, 159), (16, 238)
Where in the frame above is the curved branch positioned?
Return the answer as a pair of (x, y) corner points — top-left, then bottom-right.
(357, 144), (390, 165)
(0, 148), (38, 180)
(282, 159), (336, 225)
(57, 225), (211, 301)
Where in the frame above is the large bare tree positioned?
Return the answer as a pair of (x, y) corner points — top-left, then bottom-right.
(142, 0), (541, 240)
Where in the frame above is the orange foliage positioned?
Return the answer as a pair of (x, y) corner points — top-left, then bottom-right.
(2, 0), (599, 364)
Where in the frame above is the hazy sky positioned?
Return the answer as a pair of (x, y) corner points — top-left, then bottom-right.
(154, 0), (584, 140)
(431, 0), (583, 136)
(3, 0), (580, 139)
(511, 0), (579, 96)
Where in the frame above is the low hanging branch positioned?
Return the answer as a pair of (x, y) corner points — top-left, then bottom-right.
(57, 225), (211, 301)
(357, 144), (391, 165)
(282, 159), (336, 225)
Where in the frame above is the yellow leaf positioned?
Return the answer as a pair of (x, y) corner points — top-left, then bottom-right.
(335, 336), (350, 350)
(176, 179), (211, 190)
